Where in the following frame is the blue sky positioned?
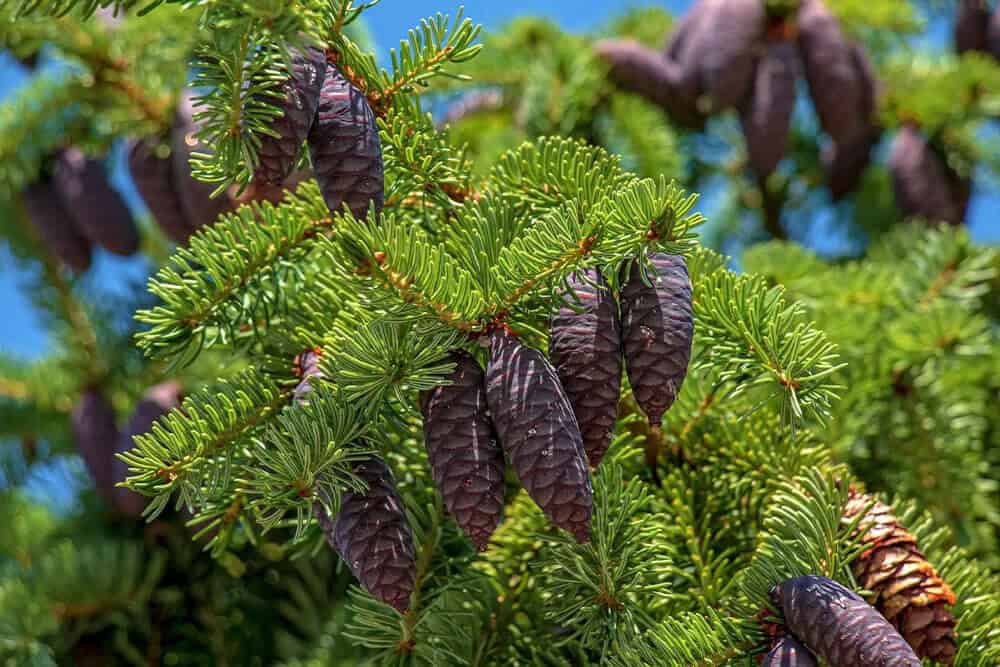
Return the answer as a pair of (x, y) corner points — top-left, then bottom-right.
(1, 0), (997, 361)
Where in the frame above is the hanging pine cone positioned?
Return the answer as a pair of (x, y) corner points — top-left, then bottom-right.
(72, 388), (119, 505)
(620, 254), (694, 427)
(842, 489), (957, 664)
(797, 0), (867, 144)
(308, 63), (384, 219)
(316, 455), (415, 613)
(740, 40), (799, 180)
(255, 47), (326, 186)
(663, 0), (709, 63)
(114, 382), (183, 517)
(171, 91), (235, 232)
(770, 575), (921, 666)
(293, 348), (325, 403)
(888, 126), (967, 225)
(549, 269), (622, 468)
(420, 350), (505, 550)
(594, 39), (704, 130)
(955, 0), (990, 54)
(485, 327), (592, 543)
(762, 634), (818, 667)
(988, 5), (1000, 61)
(21, 182), (93, 273)
(671, 0), (765, 113)
(824, 43), (882, 200)
(127, 137), (196, 244)
(53, 147), (139, 257)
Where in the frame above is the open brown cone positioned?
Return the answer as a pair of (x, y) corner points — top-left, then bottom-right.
(843, 489), (957, 664)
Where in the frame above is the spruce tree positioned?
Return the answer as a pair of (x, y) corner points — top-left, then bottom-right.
(1, 2), (998, 666)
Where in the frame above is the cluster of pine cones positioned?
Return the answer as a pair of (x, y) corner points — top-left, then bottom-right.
(22, 148), (140, 273)
(71, 382), (183, 517)
(761, 489), (957, 665)
(250, 46), (384, 220)
(597, 0), (996, 226)
(597, 0), (880, 198)
(21, 42), (382, 270)
(884, 0), (1000, 227)
(294, 254), (694, 612)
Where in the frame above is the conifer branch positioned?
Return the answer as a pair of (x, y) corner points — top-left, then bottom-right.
(694, 269), (845, 425)
(490, 136), (631, 213)
(380, 107), (478, 210)
(135, 184), (333, 365)
(119, 369), (293, 516)
(58, 18), (172, 126)
(334, 212), (489, 332)
(538, 461), (671, 656)
(369, 9), (482, 114)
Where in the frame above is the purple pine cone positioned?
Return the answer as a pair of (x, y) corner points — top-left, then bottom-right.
(763, 634), (818, 667)
(420, 350), (505, 550)
(770, 575), (921, 667)
(955, 0), (990, 54)
(740, 40), (799, 180)
(664, 0), (710, 63)
(114, 382), (183, 516)
(308, 64), (384, 219)
(53, 148), (139, 256)
(485, 328), (592, 543)
(319, 456), (416, 613)
(595, 39), (704, 130)
(22, 182), (93, 273)
(824, 44), (882, 200)
(620, 254), (694, 427)
(988, 5), (1000, 61)
(671, 0), (765, 113)
(888, 126), (967, 225)
(72, 388), (119, 505)
(256, 47), (326, 186)
(797, 0), (866, 144)
(549, 269), (622, 468)
(171, 91), (234, 232)
(824, 125), (882, 200)
(127, 137), (196, 243)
